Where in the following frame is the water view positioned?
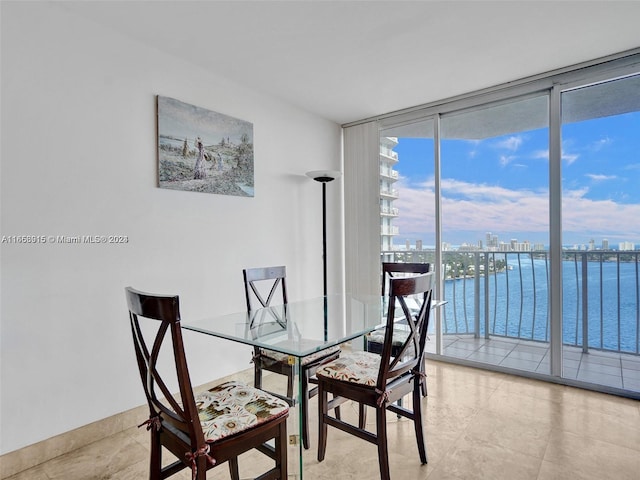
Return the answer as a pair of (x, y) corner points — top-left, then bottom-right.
(440, 254), (640, 355)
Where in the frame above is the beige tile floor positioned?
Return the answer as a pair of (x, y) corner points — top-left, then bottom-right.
(6, 360), (640, 480)
(433, 335), (640, 392)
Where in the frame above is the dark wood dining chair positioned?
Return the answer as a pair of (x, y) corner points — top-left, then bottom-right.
(243, 266), (341, 450)
(125, 286), (289, 480)
(366, 262), (431, 398)
(316, 272), (434, 480)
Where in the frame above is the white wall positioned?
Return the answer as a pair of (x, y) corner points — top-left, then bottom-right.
(0, 2), (343, 454)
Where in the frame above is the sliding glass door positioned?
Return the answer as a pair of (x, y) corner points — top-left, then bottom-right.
(379, 119), (435, 262)
(438, 94), (551, 374)
(368, 53), (640, 394)
(560, 74), (640, 391)
(378, 120), (437, 340)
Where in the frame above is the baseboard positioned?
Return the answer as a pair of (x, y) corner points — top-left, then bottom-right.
(0, 368), (254, 479)
(0, 403), (147, 479)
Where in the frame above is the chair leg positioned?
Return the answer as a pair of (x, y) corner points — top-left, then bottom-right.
(149, 430), (161, 480)
(301, 370), (310, 449)
(254, 362), (262, 389)
(196, 456), (208, 480)
(286, 367), (294, 399)
(278, 420), (288, 479)
(317, 381), (328, 462)
(228, 457), (240, 480)
(421, 357), (428, 397)
(358, 403), (367, 429)
(413, 378), (428, 464)
(376, 405), (391, 480)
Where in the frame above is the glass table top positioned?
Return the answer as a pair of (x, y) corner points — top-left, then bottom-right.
(182, 293), (385, 358)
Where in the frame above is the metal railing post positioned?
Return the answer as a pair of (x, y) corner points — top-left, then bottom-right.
(581, 254), (589, 353)
(474, 253), (480, 338)
(484, 253), (490, 339)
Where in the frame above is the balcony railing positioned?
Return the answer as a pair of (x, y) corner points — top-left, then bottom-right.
(380, 188), (399, 198)
(380, 206), (399, 216)
(380, 167), (399, 179)
(379, 148), (399, 161)
(381, 250), (640, 356)
(381, 226), (399, 236)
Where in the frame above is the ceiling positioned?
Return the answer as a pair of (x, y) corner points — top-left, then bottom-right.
(57, 1), (640, 125)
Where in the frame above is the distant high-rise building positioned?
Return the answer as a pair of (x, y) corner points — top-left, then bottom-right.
(380, 137), (399, 260)
(485, 232), (498, 250)
(588, 239), (595, 251)
(602, 239), (609, 250)
(619, 241), (635, 251)
(416, 239), (423, 251)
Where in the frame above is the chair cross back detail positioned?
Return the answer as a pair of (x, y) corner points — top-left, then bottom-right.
(242, 265), (342, 451)
(381, 262), (431, 296)
(126, 286), (289, 480)
(243, 265), (288, 311)
(378, 272), (433, 392)
(316, 271), (435, 480)
(368, 262), (432, 398)
(126, 288), (204, 446)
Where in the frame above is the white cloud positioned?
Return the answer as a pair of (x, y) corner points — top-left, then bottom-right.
(586, 173), (616, 182)
(495, 135), (523, 151)
(562, 152), (579, 165)
(440, 178), (529, 201)
(531, 150), (549, 160)
(528, 148), (579, 165)
(563, 187), (589, 199)
(393, 178), (640, 244)
(590, 137), (612, 151)
(499, 155), (516, 166)
(527, 147), (579, 165)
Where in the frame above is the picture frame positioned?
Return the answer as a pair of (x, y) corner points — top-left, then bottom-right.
(156, 95), (254, 197)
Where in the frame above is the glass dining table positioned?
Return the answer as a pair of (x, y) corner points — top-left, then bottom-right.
(182, 293), (386, 479)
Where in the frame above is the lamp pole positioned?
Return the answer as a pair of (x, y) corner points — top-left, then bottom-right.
(306, 170), (341, 340)
(306, 170), (341, 298)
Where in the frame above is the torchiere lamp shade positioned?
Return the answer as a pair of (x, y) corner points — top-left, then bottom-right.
(306, 170), (342, 183)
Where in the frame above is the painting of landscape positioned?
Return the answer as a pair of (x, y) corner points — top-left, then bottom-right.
(157, 96), (254, 196)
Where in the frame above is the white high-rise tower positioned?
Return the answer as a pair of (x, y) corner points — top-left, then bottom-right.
(380, 137), (399, 261)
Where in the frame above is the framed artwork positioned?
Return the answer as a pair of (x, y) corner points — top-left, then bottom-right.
(156, 96), (254, 197)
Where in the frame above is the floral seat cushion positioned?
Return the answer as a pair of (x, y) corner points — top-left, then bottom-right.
(195, 381), (289, 443)
(259, 344), (341, 366)
(316, 351), (381, 387)
(366, 327), (411, 346)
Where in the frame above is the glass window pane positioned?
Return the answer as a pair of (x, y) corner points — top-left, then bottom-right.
(379, 119), (435, 263)
(440, 94), (550, 374)
(561, 74), (640, 391)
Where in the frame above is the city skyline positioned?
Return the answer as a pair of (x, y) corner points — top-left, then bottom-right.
(395, 231), (637, 252)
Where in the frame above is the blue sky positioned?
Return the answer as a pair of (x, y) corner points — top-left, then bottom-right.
(391, 111), (640, 248)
